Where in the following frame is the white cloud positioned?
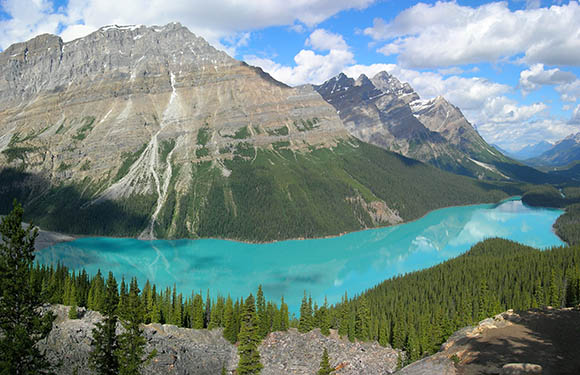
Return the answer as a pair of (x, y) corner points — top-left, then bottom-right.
(306, 29), (348, 51)
(556, 79), (580, 102)
(570, 105), (580, 125)
(364, 1), (580, 68)
(480, 96), (547, 124)
(244, 29), (354, 86)
(0, 0), (376, 52)
(478, 118), (580, 150)
(519, 64), (576, 94)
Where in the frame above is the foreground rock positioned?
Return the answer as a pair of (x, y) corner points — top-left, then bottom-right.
(397, 307), (580, 375)
(41, 305), (399, 374)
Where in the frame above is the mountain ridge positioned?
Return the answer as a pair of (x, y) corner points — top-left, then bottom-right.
(0, 23), (508, 241)
(313, 71), (555, 182)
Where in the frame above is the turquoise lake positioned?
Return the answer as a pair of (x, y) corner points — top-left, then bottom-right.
(37, 199), (565, 312)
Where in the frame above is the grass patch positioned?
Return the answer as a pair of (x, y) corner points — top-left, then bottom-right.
(72, 116), (96, 141)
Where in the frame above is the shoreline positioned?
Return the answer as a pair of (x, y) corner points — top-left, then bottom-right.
(32, 196), (537, 249)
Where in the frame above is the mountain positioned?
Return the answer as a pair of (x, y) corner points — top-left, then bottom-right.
(508, 140), (553, 160)
(527, 132), (580, 167)
(0, 23), (507, 241)
(314, 72), (528, 180)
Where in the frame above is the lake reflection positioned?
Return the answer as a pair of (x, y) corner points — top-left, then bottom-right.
(37, 199), (565, 311)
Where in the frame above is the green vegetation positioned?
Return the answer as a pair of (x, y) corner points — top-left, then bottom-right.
(295, 119), (320, 132)
(0, 201), (55, 374)
(159, 139), (176, 164)
(57, 162), (71, 172)
(196, 147), (210, 158)
(114, 143), (148, 182)
(80, 160), (91, 171)
(231, 126), (251, 140)
(31, 263), (290, 350)
(1, 133), (39, 163)
(317, 348), (334, 375)
(237, 294), (263, 375)
(72, 116), (96, 141)
(266, 126), (289, 136)
(197, 126), (211, 146)
(555, 204), (580, 245)
(190, 139), (506, 242)
(323, 238), (580, 362)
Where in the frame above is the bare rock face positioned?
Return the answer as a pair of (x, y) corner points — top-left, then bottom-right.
(260, 329), (400, 375)
(0, 23), (352, 239)
(314, 72), (511, 179)
(397, 308), (580, 375)
(40, 305), (399, 375)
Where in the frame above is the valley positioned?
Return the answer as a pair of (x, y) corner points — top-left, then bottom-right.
(0, 9), (579, 375)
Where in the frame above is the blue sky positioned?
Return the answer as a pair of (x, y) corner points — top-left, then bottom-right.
(1, 0), (580, 151)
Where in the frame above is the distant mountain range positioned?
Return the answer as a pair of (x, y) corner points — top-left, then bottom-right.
(0, 23), (508, 241)
(493, 141), (554, 161)
(526, 133), (580, 167)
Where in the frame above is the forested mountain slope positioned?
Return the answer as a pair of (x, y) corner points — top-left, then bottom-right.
(0, 23), (507, 241)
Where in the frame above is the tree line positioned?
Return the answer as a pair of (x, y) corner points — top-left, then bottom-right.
(4, 199), (580, 374)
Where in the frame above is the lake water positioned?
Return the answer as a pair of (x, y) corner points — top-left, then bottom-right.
(36, 199), (565, 312)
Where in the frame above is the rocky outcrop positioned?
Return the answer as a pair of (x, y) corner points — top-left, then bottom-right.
(40, 305), (400, 375)
(397, 307), (580, 375)
(314, 72), (512, 180)
(260, 329), (400, 374)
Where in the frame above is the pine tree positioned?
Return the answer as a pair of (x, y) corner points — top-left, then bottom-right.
(317, 348), (334, 375)
(256, 285), (268, 338)
(279, 297), (289, 331)
(549, 268), (562, 307)
(117, 277), (156, 375)
(0, 201), (55, 375)
(355, 296), (370, 341)
(223, 295), (237, 343)
(192, 293), (205, 329)
(298, 292), (312, 333)
(89, 272), (119, 375)
(236, 294), (263, 375)
(68, 304), (79, 320)
(320, 297), (330, 336)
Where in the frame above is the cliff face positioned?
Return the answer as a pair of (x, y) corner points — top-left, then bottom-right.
(0, 23), (507, 241)
(41, 305), (400, 375)
(314, 72), (511, 180)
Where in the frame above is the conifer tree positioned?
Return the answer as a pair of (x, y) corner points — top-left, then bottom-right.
(68, 304), (79, 320)
(279, 297), (289, 331)
(237, 294), (263, 375)
(117, 277), (155, 375)
(223, 296), (237, 343)
(298, 292), (313, 333)
(191, 293), (205, 329)
(317, 348), (334, 375)
(0, 201), (55, 375)
(256, 285), (268, 338)
(549, 269), (562, 307)
(320, 297), (331, 336)
(89, 272), (119, 375)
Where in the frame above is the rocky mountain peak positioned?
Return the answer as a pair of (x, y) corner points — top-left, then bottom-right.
(354, 74), (372, 87)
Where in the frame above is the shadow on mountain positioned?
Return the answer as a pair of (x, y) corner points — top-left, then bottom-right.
(0, 168), (154, 237)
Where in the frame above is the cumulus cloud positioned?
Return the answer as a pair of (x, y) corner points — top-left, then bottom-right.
(570, 105), (580, 125)
(519, 64), (576, 94)
(0, 0), (375, 52)
(478, 118), (580, 151)
(556, 79), (580, 102)
(244, 29), (354, 86)
(364, 1), (580, 68)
